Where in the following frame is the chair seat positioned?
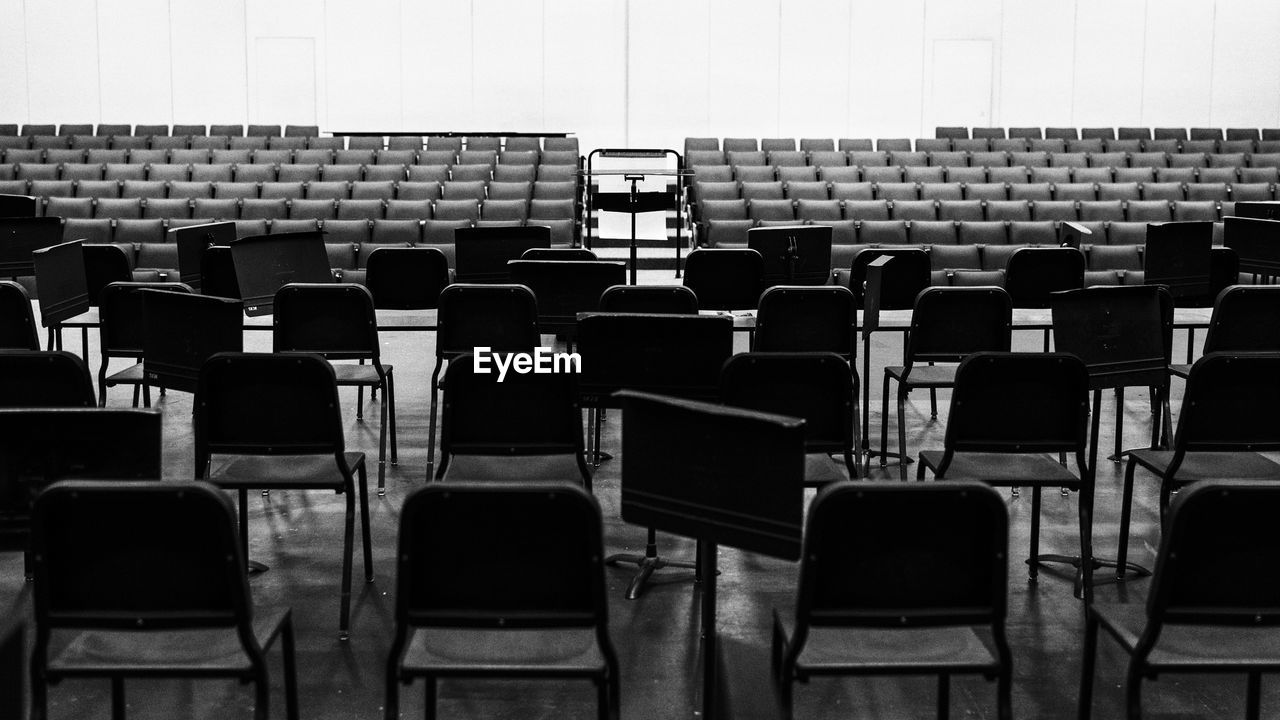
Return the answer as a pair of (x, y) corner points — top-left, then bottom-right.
(885, 364), (958, 388)
(1093, 602), (1280, 670)
(805, 453), (853, 485)
(1127, 449), (1280, 482)
(104, 362), (145, 385)
(778, 617), (1000, 675)
(46, 609), (288, 676)
(919, 451), (1080, 485)
(399, 626), (608, 676)
(332, 362), (389, 386)
(441, 453), (588, 484)
(208, 452), (366, 490)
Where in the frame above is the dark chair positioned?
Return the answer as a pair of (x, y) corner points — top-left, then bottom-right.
(520, 247), (597, 261)
(682, 248), (764, 310)
(436, 353), (591, 488)
(273, 282), (397, 493)
(847, 247), (931, 307)
(30, 480), (299, 720)
(1081, 480), (1280, 720)
(427, 284), (541, 480)
(97, 281), (192, 407)
(0, 350), (95, 407)
(1117, 353), (1280, 578)
(385, 482), (619, 720)
(364, 246), (449, 310)
(507, 260), (627, 337)
(0, 281), (40, 350)
(882, 287), (1012, 480)
(82, 244), (133, 308)
(1004, 247), (1086, 308)
(753, 285), (856, 358)
(773, 480), (1011, 720)
(598, 284), (698, 314)
(917, 352), (1094, 599)
(195, 352), (372, 639)
(454, 225), (551, 283)
(142, 289), (243, 394)
(722, 352), (860, 483)
(1169, 285), (1280, 378)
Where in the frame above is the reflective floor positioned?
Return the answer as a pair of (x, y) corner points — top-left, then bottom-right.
(0, 297), (1271, 719)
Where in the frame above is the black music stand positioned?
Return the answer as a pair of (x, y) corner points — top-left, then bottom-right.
(32, 240), (90, 352)
(619, 390), (804, 720)
(230, 232), (333, 315)
(1224, 216), (1280, 280)
(0, 216), (61, 279)
(0, 194), (38, 218)
(1144, 221), (1213, 301)
(747, 224), (833, 287)
(1232, 200), (1280, 221)
(506, 259), (627, 338)
(454, 225), (551, 283)
(1058, 221), (1094, 250)
(170, 221), (237, 292)
(141, 290), (243, 394)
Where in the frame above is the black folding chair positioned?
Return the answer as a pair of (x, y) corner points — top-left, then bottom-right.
(82, 243), (133, 308)
(0, 280), (39, 350)
(97, 281), (192, 407)
(427, 284), (540, 480)
(682, 248), (764, 310)
(598, 284), (698, 314)
(1118, 352), (1280, 578)
(882, 287), (1012, 481)
(753, 285), (856, 357)
(773, 481), (1011, 720)
(1170, 285), (1280, 378)
(436, 353), (591, 488)
(364, 246), (450, 310)
(917, 352), (1095, 599)
(273, 282), (397, 494)
(1081, 480), (1280, 720)
(195, 352), (372, 639)
(385, 482), (619, 720)
(520, 247), (597, 261)
(0, 350), (95, 407)
(507, 259), (627, 338)
(721, 352), (860, 483)
(30, 481), (299, 720)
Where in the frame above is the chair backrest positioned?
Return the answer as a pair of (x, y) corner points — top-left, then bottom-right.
(98, 281), (193, 356)
(1050, 285), (1172, 389)
(396, 482), (606, 628)
(520, 248), (597, 262)
(142, 289), (243, 393)
(754, 285), (856, 357)
(31, 481), (251, 632)
(1146, 480), (1280, 627)
(507, 260), (627, 332)
(682, 248), (764, 311)
(440, 353), (584, 458)
(1202, 285), (1280, 354)
(598, 284), (699, 314)
(795, 481), (1007, 628)
(575, 313), (734, 404)
(942, 352), (1089, 455)
(454, 225), (551, 283)
(272, 282), (379, 360)
(82, 244), (133, 308)
(1171, 352), (1280, 453)
(720, 352), (853, 453)
(849, 247), (930, 308)
(363, 246), (449, 310)
(903, 287), (1012, 367)
(0, 281), (39, 350)
(1003, 247), (1085, 308)
(195, 352), (344, 463)
(1144, 221), (1213, 300)
(0, 351), (95, 407)
(435, 283), (540, 360)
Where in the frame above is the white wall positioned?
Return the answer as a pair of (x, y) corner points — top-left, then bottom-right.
(6, 0), (1280, 149)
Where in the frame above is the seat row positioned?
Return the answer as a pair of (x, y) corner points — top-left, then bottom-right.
(692, 163), (1280, 187)
(685, 135), (1280, 157)
(935, 125), (1276, 141)
(0, 129), (580, 153)
(692, 180), (1273, 205)
(1, 122), (316, 137)
(5, 178), (577, 202)
(702, 217), (1223, 253)
(0, 145), (581, 167)
(1, 162), (580, 185)
(686, 149), (1280, 170)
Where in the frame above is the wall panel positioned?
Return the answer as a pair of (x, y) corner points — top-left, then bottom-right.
(0, 0), (30, 123)
(1141, 0), (1214, 127)
(401, 0), (474, 130)
(98, 0), (173, 125)
(628, 0), (711, 148)
(778, 0), (849, 141)
(999, 0), (1075, 128)
(848, 0), (925, 139)
(473, 0), (545, 131)
(706, 0), (781, 141)
(24, 0), (99, 124)
(544, 0), (627, 153)
(170, 0), (248, 126)
(325, 0), (401, 131)
(1210, 0), (1280, 129)
(1072, 0), (1146, 127)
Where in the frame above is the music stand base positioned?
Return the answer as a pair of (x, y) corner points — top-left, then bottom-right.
(1029, 554), (1152, 597)
(606, 552), (698, 600)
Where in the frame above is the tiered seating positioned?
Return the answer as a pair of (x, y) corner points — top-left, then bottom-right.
(685, 131), (1279, 286)
(0, 124), (583, 284)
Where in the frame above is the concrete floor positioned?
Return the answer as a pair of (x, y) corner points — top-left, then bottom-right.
(0, 298), (1271, 720)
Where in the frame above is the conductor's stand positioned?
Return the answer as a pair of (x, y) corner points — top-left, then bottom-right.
(747, 224), (833, 287)
(592, 183), (677, 285)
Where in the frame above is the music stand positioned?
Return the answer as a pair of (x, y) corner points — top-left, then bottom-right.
(229, 232), (333, 316)
(1231, 200), (1280, 221)
(170, 221), (236, 292)
(200, 245), (240, 300)
(586, 148), (689, 282)
(1224, 216), (1280, 279)
(1058, 221), (1094, 250)
(747, 224), (832, 287)
(32, 240), (90, 351)
(1144, 221), (1213, 301)
(619, 390), (804, 719)
(0, 217), (62, 278)
(141, 290), (243, 393)
(454, 226), (551, 283)
(506, 259), (627, 338)
(0, 194), (38, 218)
